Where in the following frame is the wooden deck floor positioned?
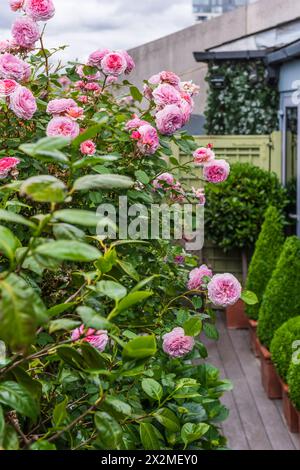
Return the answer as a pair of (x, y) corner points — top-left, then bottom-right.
(204, 313), (300, 451)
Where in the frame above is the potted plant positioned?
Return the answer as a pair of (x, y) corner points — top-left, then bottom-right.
(270, 317), (300, 432)
(245, 206), (284, 355)
(288, 361), (300, 440)
(205, 163), (287, 329)
(257, 237), (300, 398)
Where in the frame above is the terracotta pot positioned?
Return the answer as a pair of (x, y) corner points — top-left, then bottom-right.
(280, 380), (299, 433)
(226, 299), (248, 329)
(258, 341), (282, 399)
(248, 319), (260, 357)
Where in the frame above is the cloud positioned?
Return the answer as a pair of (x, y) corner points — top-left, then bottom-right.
(0, 0), (193, 61)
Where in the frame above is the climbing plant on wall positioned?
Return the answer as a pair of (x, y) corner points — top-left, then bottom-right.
(204, 61), (279, 135)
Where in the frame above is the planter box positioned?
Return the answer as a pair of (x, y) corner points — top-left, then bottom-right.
(280, 380), (299, 434)
(248, 319), (260, 357)
(226, 299), (248, 330)
(258, 341), (282, 399)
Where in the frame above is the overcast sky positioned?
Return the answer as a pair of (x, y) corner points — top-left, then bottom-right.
(0, 0), (194, 61)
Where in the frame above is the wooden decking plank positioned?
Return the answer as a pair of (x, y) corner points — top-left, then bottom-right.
(274, 399), (300, 450)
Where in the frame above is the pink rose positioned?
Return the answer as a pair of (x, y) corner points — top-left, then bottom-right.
(159, 71), (180, 88)
(87, 48), (110, 67)
(119, 50), (135, 75)
(66, 106), (84, 120)
(0, 40), (10, 53)
(125, 116), (148, 131)
(9, 85), (37, 120)
(80, 140), (96, 155)
(78, 95), (88, 104)
(163, 327), (195, 358)
(58, 76), (71, 88)
(203, 159), (230, 184)
(180, 81), (200, 97)
(0, 157), (20, 179)
(153, 172), (175, 190)
(155, 104), (183, 135)
(180, 99), (193, 126)
(0, 79), (19, 97)
(71, 325), (109, 352)
(10, 0), (24, 11)
(187, 265), (213, 291)
(46, 98), (77, 115)
(106, 75), (118, 85)
(208, 274), (242, 308)
(24, 0), (55, 21)
(192, 187), (206, 206)
(101, 52), (127, 76)
(136, 124), (159, 155)
(0, 53), (28, 81)
(46, 116), (80, 140)
(152, 84), (181, 108)
(11, 17), (40, 49)
(84, 82), (101, 92)
(193, 146), (215, 165)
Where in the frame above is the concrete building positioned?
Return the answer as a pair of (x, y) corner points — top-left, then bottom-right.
(193, 0), (255, 23)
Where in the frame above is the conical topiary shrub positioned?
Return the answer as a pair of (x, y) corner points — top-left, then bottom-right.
(245, 206), (285, 320)
(257, 236), (300, 349)
(270, 316), (300, 382)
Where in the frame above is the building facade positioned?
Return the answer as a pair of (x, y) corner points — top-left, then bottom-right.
(192, 0), (254, 22)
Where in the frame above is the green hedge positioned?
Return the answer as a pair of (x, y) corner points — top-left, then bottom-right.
(205, 163), (287, 252)
(270, 316), (300, 382)
(257, 236), (300, 349)
(245, 206), (284, 320)
(288, 362), (300, 412)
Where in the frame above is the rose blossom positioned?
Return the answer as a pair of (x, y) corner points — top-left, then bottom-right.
(208, 274), (242, 308)
(71, 325), (109, 352)
(180, 81), (200, 97)
(136, 124), (159, 155)
(152, 84), (181, 108)
(153, 172), (175, 190)
(11, 17), (40, 49)
(187, 265), (213, 291)
(80, 140), (96, 155)
(119, 50), (135, 74)
(87, 48), (110, 67)
(24, 0), (55, 22)
(159, 71), (181, 88)
(192, 187), (206, 206)
(78, 95), (88, 104)
(46, 98), (77, 116)
(0, 40), (10, 53)
(155, 104), (183, 135)
(162, 327), (195, 358)
(180, 99), (193, 126)
(203, 159), (230, 184)
(46, 116), (80, 139)
(66, 106), (84, 120)
(106, 75), (118, 85)
(193, 146), (215, 165)
(0, 79), (19, 97)
(125, 115), (148, 131)
(9, 85), (37, 120)
(101, 52), (127, 76)
(0, 53), (28, 81)
(84, 82), (101, 92)
(10, 0), (24, 11)
(0, 157), (20, 179)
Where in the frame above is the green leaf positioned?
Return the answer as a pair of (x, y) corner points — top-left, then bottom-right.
(183, 317), (203, 337)
(135, 170), (150, 184)
(154, 408), (180, 432)
(30, 441), (56, 450)
(49, 319), (81, 334)
(130, 86), (143, 103)
(2, 426), (19, 450)
(94, 412), (123, 450)
(47, 302), (76, 318)
(241, 290), (258, 305)
(104, 397), (132, 417)
(77, 306), (114, 331)
(52, 397), (68, 427)
(73, 155), (119, 170)
(35, 241), (101, 262)
(0, 274), (47, 349)
(0, 405), (5, 446)
(0, 209), (36, 229)
(113, 291), (153, 317)
(20, 137), (70, 164)
(0, 226), (21, 262)
(0, 381), (39, 421)
(54, 209), (106, 227)
(142, 378), (163, 401)
(123, 335), (157, 360)
(95, 249), (117, 274)
(72, 124), (107, 148)
(139, 423), (160, 450)
(53, 223), (85, 241)
(95, 280), (127, 301)
(80, 343), (108, 371)
(131, 275), (159, 293)
(203, 322), (219, 340)
(181, 422), (210, 447)
(57, 346), (86, 371)
(20, 176), (67, 203)
(72, 174), (133, 192)
(117, 260), (139, 281)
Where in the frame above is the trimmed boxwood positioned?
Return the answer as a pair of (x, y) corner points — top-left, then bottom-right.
(257, 236), (300, 349)
(245, 206), (284, 320)
(287, 362), (300, 412)
(270, 316), (300, 382)
(205, 163), (287, 252)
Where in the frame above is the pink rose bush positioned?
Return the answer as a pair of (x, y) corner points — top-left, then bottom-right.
(208, 274), (242, 307)
(71, 325), (109, 352)
(9, 85), (37, 119)
(187, 265), (213, 291)
(163, 327), (195, 358)
(0, 157), (20, 178)
(11, 16), (40, 49)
